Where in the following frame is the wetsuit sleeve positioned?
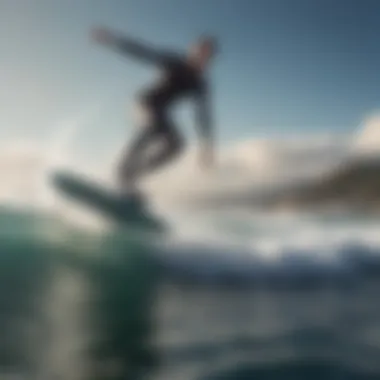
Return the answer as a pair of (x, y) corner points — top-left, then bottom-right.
(103, 32), (171, 66)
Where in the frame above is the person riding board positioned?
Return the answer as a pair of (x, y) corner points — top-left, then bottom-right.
(91, 27), (218, 198)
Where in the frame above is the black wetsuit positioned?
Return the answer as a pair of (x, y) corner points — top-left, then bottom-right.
(103, 34), (212, 188)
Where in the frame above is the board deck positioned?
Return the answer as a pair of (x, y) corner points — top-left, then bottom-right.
(50, 171), (166, 233)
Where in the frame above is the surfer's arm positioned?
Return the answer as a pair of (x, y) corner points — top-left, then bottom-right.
(195, 85), (215, 168)
(92, 27), (167, 65)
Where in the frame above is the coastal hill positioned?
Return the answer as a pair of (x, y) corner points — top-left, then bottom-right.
(266, 115), (380, 212)
(264, 157), (380, 212)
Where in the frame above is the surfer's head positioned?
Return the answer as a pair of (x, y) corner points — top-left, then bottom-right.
(189, 35), (219, 69)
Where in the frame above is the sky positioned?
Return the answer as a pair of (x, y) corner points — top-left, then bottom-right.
(1, 0), (380, 160)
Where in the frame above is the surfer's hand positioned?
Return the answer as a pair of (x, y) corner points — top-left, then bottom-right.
(91, 27), (114, 45)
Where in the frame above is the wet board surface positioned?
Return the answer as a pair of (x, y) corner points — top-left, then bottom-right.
(51, 170), (166, 233)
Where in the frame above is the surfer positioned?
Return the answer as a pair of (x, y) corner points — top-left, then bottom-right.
(91, 27), (218, 196)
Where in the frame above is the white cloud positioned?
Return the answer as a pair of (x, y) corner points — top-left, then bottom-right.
(352, 113), (380, 157)
(1, 112), (379, 213)
(145, 133), (351, 206)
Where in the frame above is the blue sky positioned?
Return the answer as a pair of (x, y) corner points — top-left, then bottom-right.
(1, 0), (380, 157)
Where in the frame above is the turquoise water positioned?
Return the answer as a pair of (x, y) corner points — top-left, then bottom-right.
(0, 206), (160, 379)
(1, 206), (380, 380)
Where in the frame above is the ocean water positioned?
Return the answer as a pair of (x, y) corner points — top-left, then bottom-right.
(1, 122), (380, 379)
(1, 203), (380, 380)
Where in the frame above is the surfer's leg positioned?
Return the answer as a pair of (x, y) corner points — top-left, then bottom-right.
(139, 116), (184, 175)
(117, 107), (183, 193)
(117, 125), (158, 192)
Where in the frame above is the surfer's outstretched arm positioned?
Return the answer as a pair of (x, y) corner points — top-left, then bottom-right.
(195, 85), (215, 168)
(92, 27), (166, 65)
